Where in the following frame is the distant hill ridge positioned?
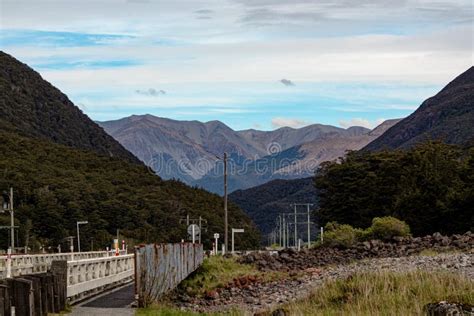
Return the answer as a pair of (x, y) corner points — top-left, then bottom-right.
(0, 51), (140, 163)
(364, 67), (474, 151)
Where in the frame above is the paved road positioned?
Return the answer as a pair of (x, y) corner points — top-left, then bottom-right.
(71, 284), (135, 316)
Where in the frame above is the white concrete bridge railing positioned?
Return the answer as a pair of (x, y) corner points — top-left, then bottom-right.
(0, 250), (127, 278)
(0, 251), (134, 304)
(67, 254), (134, 303)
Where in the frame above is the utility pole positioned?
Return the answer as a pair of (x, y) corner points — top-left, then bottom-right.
(198, 216), (202, 244)
(10, 188), (14, 252)
(279, 215), (282, 247)
(282, 216), (286, 248)
(223, 152), (228, 254)
(307, 204), (311, 247)
(288, 203), (314, 248)
(1, 188), (16, 252)
(293, 204), (297, 248)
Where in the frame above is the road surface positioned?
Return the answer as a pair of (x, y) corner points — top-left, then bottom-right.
(71, 284), (135, 316)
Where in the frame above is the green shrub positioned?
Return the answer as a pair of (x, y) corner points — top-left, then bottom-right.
(354, 227), (371, 241)
(367, 216), (410, 241)
(323, 217), (411, 247)
(323, 222), (359, 248)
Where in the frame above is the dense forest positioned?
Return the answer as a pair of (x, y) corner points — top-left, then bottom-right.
(315, 142), (473, 236)
(0, 130), (260, 252)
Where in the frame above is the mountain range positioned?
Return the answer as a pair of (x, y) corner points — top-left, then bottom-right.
(99, 116), (400, 194)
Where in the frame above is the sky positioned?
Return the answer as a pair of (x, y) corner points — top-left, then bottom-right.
(0, 0), (472, 131)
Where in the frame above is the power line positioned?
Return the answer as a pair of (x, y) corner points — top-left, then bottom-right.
(273, 203), (315, 249)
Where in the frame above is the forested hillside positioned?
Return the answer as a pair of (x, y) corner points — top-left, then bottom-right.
(0, 51), (139, 163)
(0, 131), (260, 250)
(315, 142), (473, 236)
(229, 177), (317, 235)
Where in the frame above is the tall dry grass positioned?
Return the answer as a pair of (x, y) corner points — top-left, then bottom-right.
(286, 270), (473, 316)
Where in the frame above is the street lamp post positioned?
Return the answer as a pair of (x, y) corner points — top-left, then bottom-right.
(231, 228), (244, 253)
(76, 221), (88, 253)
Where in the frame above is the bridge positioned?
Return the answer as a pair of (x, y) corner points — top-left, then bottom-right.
(0, 250), (133, 304)
(0, 243), (203, 313)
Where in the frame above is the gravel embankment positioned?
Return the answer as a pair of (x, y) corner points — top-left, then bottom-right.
(239, 232), (474, 272)
(175, 252), (473, 314)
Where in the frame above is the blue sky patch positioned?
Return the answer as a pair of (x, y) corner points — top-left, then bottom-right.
(32, 59), (142, 70)
(0, 30), (133, 47)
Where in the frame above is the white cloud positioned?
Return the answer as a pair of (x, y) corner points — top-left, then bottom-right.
(339, 118), (386, 129)
(271, 117), (312, 129)
(1, 0), (471, 125)
(136, 88), (166, 96)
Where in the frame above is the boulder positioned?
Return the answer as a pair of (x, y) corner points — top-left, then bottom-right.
(424, 301), (473, 316)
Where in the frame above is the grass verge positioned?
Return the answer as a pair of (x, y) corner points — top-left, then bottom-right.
(284, 270), (473, 315)
(179, 255), (283, 297)
(136, 305), (243, 316)
(136, 305), (206, 316)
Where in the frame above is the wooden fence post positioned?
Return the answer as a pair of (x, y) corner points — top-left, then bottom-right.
(8, 278), (34, 316)
(50, 260), (67, 312)
(0, 281), (11, 316)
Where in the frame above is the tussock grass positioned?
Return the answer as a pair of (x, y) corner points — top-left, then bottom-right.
(285, 270), (473, 315)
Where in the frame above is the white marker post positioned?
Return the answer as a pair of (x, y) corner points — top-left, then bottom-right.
(6, 247), (12, 278)
(214, 233), (220, 255)
(320, 227), (324, 244)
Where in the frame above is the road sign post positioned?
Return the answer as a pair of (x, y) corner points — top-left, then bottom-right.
(188, 224), (200, 244)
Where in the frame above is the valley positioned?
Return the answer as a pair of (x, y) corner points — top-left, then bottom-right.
(0, 1), (473, 311)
